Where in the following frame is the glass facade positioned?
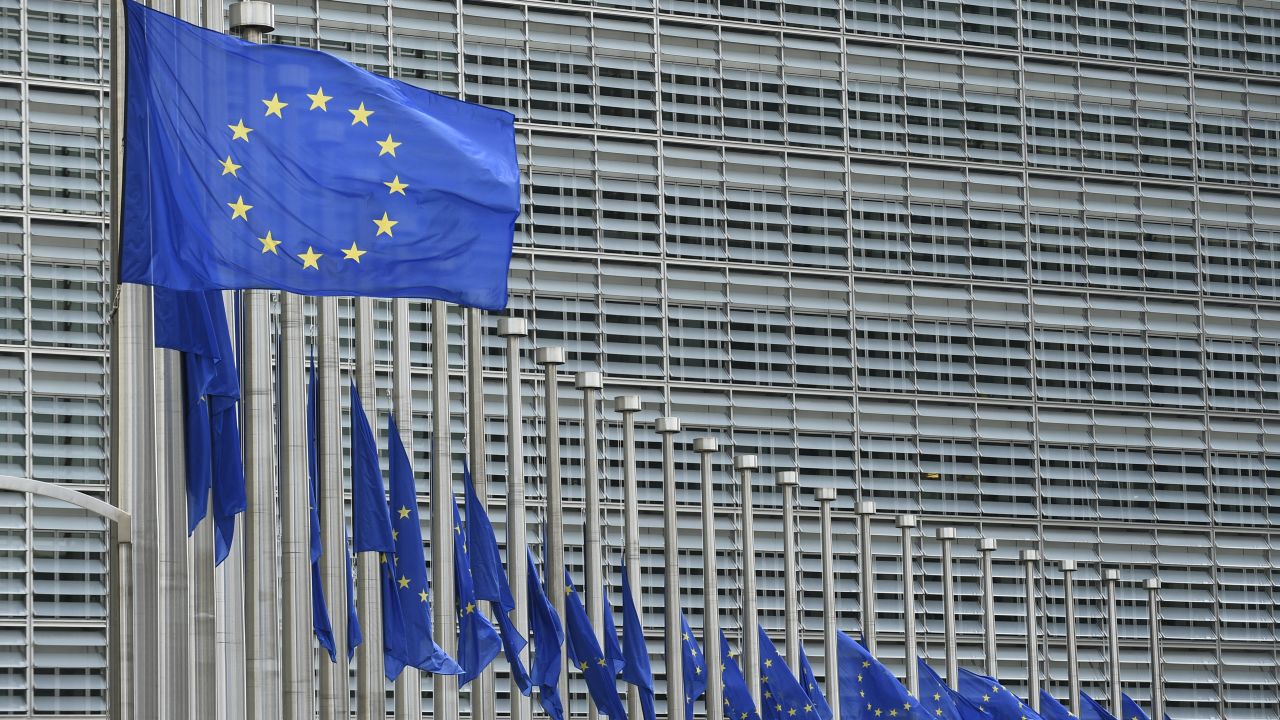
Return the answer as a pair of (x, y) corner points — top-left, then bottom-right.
(5, 0), (1280, 717)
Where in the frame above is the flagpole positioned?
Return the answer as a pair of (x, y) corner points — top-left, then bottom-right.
(734, 455), (761, 707)
(616, 394), (643, 720)
(316, 296), (351, 719)
(1104, 568), (1121, 716)
(856, 502), (877, 655)
(394, 298), (422, 720)
(354, 296), (384, 720)
(158, 351), (191, 715)
(468, 308), (495, 720)
(215, 284), (247, 720)
(657, 416), (683, 718)
(695, 438), (722, 720)
(280, 291), (314, 720)
(978, 538), (997, 677)
(936, 528), (957, 690)
(1021, 549), (1040, 713)
(1146, 578), (1163, 720)
(1061, 560), (1080, 717)
(192, 519), (216, 720)
(536, 346), (568, 706)
(777, 470), (800, 670)
(897, 515), (918, 697)
(500, 318), (531, 720)
(432, 301), (460, 720)
(815, 488), (839, 718)
(578, 372), (605, 720)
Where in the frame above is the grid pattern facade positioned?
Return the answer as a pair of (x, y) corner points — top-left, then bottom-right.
(4, 0), (1280, 717)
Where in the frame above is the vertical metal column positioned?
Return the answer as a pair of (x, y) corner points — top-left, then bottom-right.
(432, 301), (459, 720)
(467, 308), (494, 720)
(856, 502), (877, 656)
(898, 515), (918, 697)
(579, 372), (605, 720)
(657, 416), (683, 718)
(279, 291), (314, 720)
(777, 470), (801, 670)
(1061, 560), (1080, 717)
(316, 296), (350, 719)
(695, 438), (722, 720)
(979, 538), (998, 678)
(1104, 569), (1121, 716)
(937, 528), (957, 690)
(1022, 550), (1041, 713)
(536, 347), (567, 702)
(501, 318), (531, 720)
(734, 455), (761, 707)
(192, 520), (216, 720)
(1146, 578), (1164, 720)
(816, 488), (839, 718)
(354, 297), (383, 720)
(157, 350), (190, 716)
(616, 395), (643, 720)
(394, 299), (421, 720)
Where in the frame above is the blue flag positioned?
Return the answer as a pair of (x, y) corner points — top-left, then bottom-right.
(564, 570), (629, 719)
(152, 288), (246, 563)
(1121, 693), (1151, 720)
(619, 560), (655, 720)
(681, 610), (707, 720)
(1040, 691), (1078, 720)
(798, 644), (833, 720)
(721, 632), (761, 720)
(757, 627), (819, 720)
(452, 496), (502, 685)
(350, 381), (393, 553)
(918, 660), (991, 720)
(120, 0), (518, 309)
(527, 548), (565, 720)
(462, 461), (531, 694)
(306, 360), (336, 661)
(836, 632), (930, 720)
(345, 533), (362, 660)
(385, 416), (462, 678)
(1080, 693), (1118, 720)
(956, 669), (1043, 720)
(601, 583), (625, 675)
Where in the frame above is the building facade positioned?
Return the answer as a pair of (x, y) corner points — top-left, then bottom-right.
(4, 0), (1280, 717)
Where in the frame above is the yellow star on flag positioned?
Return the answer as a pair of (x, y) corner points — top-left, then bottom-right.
(391, 529), (399, 541)
(219, 156), (241, 176)
(465, 602), (475, 614)
(875, 710), (882, 718)
(935, 710), (943, 716)
(377, 134), (401, 157)
(398, 575), (410, 589)
(373, 212), (398, 237)
(262, 93), (288, 118)
(904, 703), (912, 710)
(419, 589), (429, 602)
(804, 705), (813, 712)
(890, 710), (897, 717)
(384, 176), (408, 195)
(983, 695), (991, 702)
(397, 506), (411, 519)
(257, 230), (280, 254)
(789, 709), (797, 717)
(765, 659), (773, 667)
(579, 661), (589, 671)
(933, 694), (941, 701)
(228, 196), (252, 220)
(343, 242), (367, 263)
(349, 102), (374, 126)
(298, 246), (322, 270)
(307, 87), (332, 111)
(228, 119), (252, 141)
(597, 658), (607, 667)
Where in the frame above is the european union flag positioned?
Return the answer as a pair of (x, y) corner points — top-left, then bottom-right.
(757, 626), (820, 720)
(836, 632), (929, 720)
(1079, 692), (1117, 720)
(601, 582), (626, 676)
(345, 534), (362, 660)
(956, 669), (1043, 720)
(121, 0), (519, 309)
(1120, 693), (1152, 720)
(619, 559), (656, 720)
(721, 632), (761, 720)
(306, 360), (336, 661)
(452, 496), (502, 685)
(1039, 691), (1078, 720)
(350, 381), (393, 554)
(798, 644), (833, 720)
(564, 570), (629, 720)
(527, 548), (565, 720)
(918, 660), (990, 720)
(681, 610), (708, 720)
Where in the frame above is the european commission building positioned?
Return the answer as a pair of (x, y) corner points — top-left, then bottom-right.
(5, 0), (1280, 717)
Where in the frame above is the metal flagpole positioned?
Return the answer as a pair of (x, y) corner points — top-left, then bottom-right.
(1021, 550), (1040, 713)
(215, 287), (245, 720)
(856, 502), (877, 656)
(777, 471), (800, 670)
(978, 539), (998, 678)
(432, 301), (459, 720)
(657, 416), (683, 718)
(734, 455), (761, 707)
(354, 296), (384, 719)
(1146, 578), (1164, 720)
(616, 394), (643, 720)
(468, 308), (494, 720)
(695, 438), (722, 720)
(316, 296), (350, 719)
(158, 348), (191, 715)
(500, 318), (531, 720)
(1061, 560), (1080, 717)
(192, 519), (216, 720)
(536, 346), (568, 704)
(394, 299), (422, 720)
(578, 372), (605, 720)
(898, 515), (918, 697)
(816, 488), (839, 718)
(280, 292), (314, 720)
(936, 528), (958, 690)
(1104, 569), (1120, 716)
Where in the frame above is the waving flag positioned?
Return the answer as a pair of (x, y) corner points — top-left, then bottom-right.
(528, 548), (565, 720)
(451, 496), (501, 685)
(957, 668), (1043, 720)
(1079, 693), (1117, 720)
(564, 570), (629, 719)
(681, 611), (708, 720)
(305, 361), (336, 660)
(619, 560), (655, 720)
(721, 632), (761, 720)
(757, 627), (819, 720)
(836, 632), (930, 720)
(798, 645), (833, 720)
(918, 660), (991, 720)
(1040, 691), (1078, 720)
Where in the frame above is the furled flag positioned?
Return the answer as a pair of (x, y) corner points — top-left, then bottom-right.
(1040, 690), (1079, 720)
(619, 559), (656, 720)
(1120, 693), (1152, 720)
(527, 548), (565, 720)
(451, 496), (502, 685)
(345, 534), (362, 660)
(957, 668), (1044, 720)
(306, 360), (336, 661)
(1079, 693), (1118, 720)
(757, 626), (820, 720)
(918, 660), (991, 720)
(721, 632), (761, 720)
(462, 460), (531, 693)
(601, 581), (626, 675)
(681, 610), (708, 720)
(564, 570), (629, 719)
(836, 632), (930, 720)
(350, 381), (393, 555)
(798, 644), (833, 720)
(385, 415), (462, 677)
(120, 0), (519, 309)
(152, 288), (245, 562)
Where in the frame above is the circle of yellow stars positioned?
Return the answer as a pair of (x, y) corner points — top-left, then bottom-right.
(219, 89), (408, 271)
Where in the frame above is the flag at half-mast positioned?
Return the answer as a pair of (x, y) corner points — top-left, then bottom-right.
(119, 0), (518, 309)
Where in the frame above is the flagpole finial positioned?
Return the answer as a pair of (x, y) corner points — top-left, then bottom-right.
(855, 500), (876, 515)
(535, 346), (565, 365)
(1144, 577), (1160, 590)
(775, 470), (798, 487)
(656, 416), (680, 434)
(574, 371), (603, 390)
(895, 514), (917, 529)
(815, 487), (836, 502)
(1103, 568), (1120, 581)
(1020, 548), (1040, 563)
(228, 1), (275, 33)
(1060, 559), (1078, 572)
(614, 395), (641, 413)
(497, 317), (528, 337)
(978, 537), (997, 552)
(733, 454), (758, 471)
(694, 437), (718, 453)
(935, 526), (955, 540)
